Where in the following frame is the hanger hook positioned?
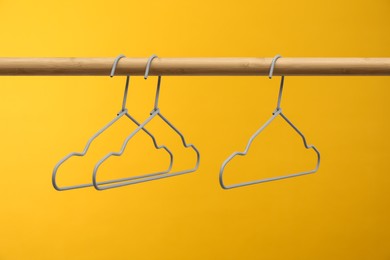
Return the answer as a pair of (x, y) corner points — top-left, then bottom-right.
(144, 54), (161, 112)
(269, 54), (282, 79)
(111, 54), (126, 77)
(269, 54), (284, 113)
(110, 54), (129, 113)
(144, 54), (158, 79)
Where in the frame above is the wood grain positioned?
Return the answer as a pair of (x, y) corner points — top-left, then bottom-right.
(0, 57), (389, 76)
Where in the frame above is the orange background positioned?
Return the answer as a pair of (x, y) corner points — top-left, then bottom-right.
(0, 0), (389, 259)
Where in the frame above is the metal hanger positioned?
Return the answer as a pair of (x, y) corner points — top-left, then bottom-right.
(219, 54), (321, 189)
(92, 54), (200, 190)
(52, 54), (174, 191)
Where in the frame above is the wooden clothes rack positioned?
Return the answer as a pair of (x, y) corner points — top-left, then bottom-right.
(0, 57), (389, 76)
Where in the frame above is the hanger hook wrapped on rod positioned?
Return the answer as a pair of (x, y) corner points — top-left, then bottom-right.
(269, 54), (284, 113)
(110, 54), (129, 114)
(144, 54), (162, 112)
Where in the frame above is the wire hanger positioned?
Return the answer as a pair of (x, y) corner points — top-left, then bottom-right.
(92, 54), (200, 190)
(52, 54), (174, 191)
(219, 54), (321, 189)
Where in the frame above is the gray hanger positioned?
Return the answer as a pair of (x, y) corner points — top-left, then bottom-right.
(52, 54), (174, 191)
(92, 54), (200, 190)
(219, 54), (321, 189)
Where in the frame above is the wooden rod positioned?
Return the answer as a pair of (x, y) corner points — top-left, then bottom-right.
(0, 57), (389, 76)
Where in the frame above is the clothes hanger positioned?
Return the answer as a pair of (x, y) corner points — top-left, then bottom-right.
(52, 54), (174, 191)
(92, 54), (200, 190)
(219, 54), (321, 189)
